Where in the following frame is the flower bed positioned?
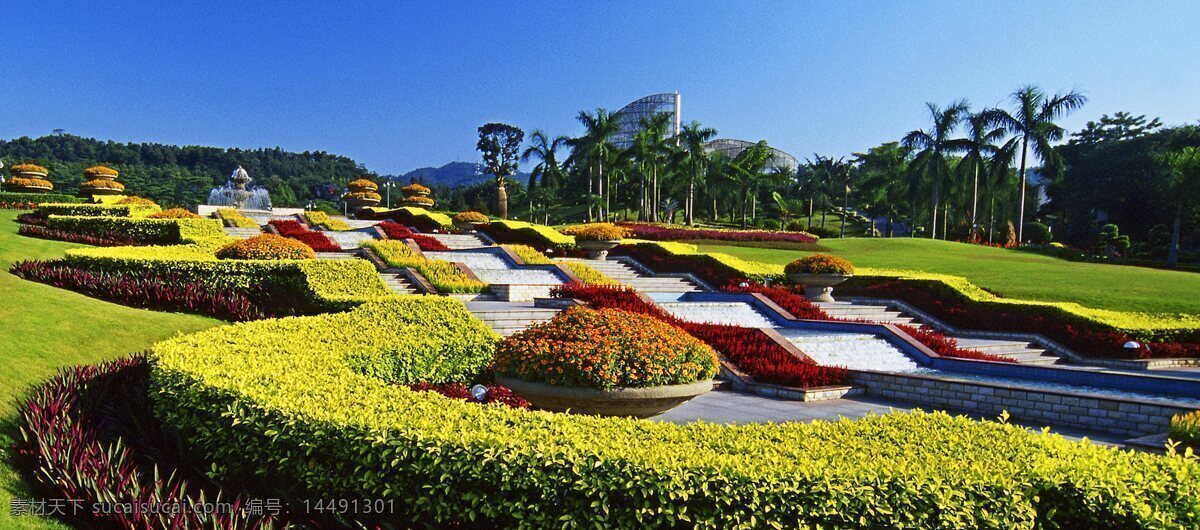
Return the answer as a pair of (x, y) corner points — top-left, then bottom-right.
(377, 221), (448, 250)
(723, 283), (1014, 363)
(408, 382), (529, 409)
(15, 213), (48, 226)
(13, 356), (277, 529)
(786, 254), (855, 275)
(402, 195), (435, 207)
(304, 210), (353, 231)
(18, 224), (143, 246)
(148, 295), (1200, 528)
(364, 239), (485, 293)
(378, 220), (414, 238)
(561, 222), (629, 241)
(495, 307), (718, 389)
(217, 234), (316, 260)
(116, 196), (157, 205)
(452, 210), (489, 224)
(268, 219), (342, 251)
(376, 206), (453, 231)
(554, 284), (848, 388)
(8, 176), (53, 189)
(616, 222), (819, 244)
(81, 178), (126, 190)
(1171, 411), (1200, 449)
(215, 208), (259, 228)
(11, 162), (49, 174)
(83, 165), (119, 177)
(505, 244), (612, 284)
(401, 183), (431, 195)
(11, 260), (270, 321)
(147, 207), (202, 219)
(479, 219), (575, 247)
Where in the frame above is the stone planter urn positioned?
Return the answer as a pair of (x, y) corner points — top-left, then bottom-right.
(786, 273), (852, 303)
(578, 239), (620, 260)
(496, 376), (712, 418)
(453, 221), (486, 232)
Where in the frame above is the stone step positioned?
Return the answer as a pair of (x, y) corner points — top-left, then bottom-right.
(315, 252), (360, 260)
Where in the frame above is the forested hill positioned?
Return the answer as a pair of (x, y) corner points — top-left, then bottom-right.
(0, 134), (374, 207)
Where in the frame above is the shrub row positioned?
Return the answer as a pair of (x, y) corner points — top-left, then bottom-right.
(724, 283), (1015, 363)
(505, 244), (614, 284)
(304, 210), (352, 231)
(0, 191), (84, 206)
(215, 207), (259, 228)
(369, 206), (453, 231)
(364, 239), (485, 293)
(268, 219), (341, 251)
(479, 219), (575, 247)
(46, 215), (225, 244)
(554, 284), (848, 388)
(18, 224), (145, 247)
(36, 202), (161, 218)
(617, 221), (819, 244)
(149, 296), (1200, 528)
(11, 260), (272, 321)
(14, 356), (277, 529)
(15, 212), (48, 226)
(62, 242), (390, 313)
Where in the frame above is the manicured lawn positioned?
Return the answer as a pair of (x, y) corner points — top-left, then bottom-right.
(0, 210), (221, 530)
(694, 237), (1200, 315)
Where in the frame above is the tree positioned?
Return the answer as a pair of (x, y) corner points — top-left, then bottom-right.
(568, 109), (620, 222)
(903, 100), (968, 239)
(677, 121), (717, 225)
(993, 85), (1087, 242)
(520, 130), (569, 222)
(959, 110), (1006, 240)
(721, 141), (775, 228)
(476, 123), (524, 220)
(1069, 112), (1162, 146)
(853, 142), (911, 237)
(1159, 146), (1200, 267)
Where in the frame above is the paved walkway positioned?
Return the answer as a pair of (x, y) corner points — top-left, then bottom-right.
(656, 390), (1131, 447)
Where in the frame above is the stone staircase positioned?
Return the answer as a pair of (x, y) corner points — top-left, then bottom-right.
(557, 258), (705, 292)
(378, 270), (417, 295)
(222, 226), (263, 239)
(465, 301), (561, 337)
(315, 251), (361, 260)
(825, 300), (1065, 366)
(427, 233), (493, 250)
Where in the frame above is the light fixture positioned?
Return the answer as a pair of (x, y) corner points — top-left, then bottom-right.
(470, 384), (488, 402)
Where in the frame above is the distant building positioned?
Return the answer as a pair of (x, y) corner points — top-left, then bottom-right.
(703, 138), (798, 171)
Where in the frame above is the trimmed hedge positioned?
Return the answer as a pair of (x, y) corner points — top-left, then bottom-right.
(215, 208), (259, 228)
(616, 221), (820, 244)
(17, 224), (143, 247)
(506, 244), (614, 285)
(47, 215), (224, 244)
(149, 297), (1200, 528)
(36, 202), (161, 218)
(304, 210), (353, 231)
(364, 239), (486, 293)
(480, 219), (575, 247)
(0, 191), (83, 205)
(376, 206), (453, 231)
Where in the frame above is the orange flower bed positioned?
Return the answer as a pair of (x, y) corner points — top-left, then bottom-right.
(116, 196), (157, 205)
(561, 222), (628, 241)
(81, 179), (125, 190)
(401, 183), (430, 195)
(215, 234), (315, 260)
(11, 163), (48, 174)
(348, 178), (378, 191)
(345, 191), (382, 201)
(784, 254), (854, 275)
(452, 211), (489, 223)
(84, 165), (119, 178)
(9, 177), (53, 189)
(402, 195), (434, 206)
(148, 208), (201, 219)
(494, 307), (718, 389)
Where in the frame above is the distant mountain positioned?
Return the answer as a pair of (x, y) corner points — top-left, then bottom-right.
(388, 161), (531, 189)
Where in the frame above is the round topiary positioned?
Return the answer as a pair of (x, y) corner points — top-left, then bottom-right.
(402, 195), (434, 206)
(148, 207), (201, 219)
(784, 254), (855, 275)
(84, 165), (119, 179)
(117, 196), (158, 206)
(561, 222), (628, 241)
(401, 183), (431, 196)
(493, 307), (718, 389)
(452, 211), (489, 224)
(11, 163), (48, 176)
(216, 234), (315, 260)
(348, 178), (378, 192)
(80, 179), (125, 190)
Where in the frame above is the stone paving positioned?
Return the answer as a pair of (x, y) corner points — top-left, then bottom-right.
(657, 390), (1131, 447)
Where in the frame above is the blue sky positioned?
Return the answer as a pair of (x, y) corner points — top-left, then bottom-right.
(2, 1), (1197, 174)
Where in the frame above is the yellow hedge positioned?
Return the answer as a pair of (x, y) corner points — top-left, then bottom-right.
(364, 240), (485, 293)
(505, 245), (615, 285)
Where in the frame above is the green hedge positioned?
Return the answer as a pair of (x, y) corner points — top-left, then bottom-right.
(149, 297), (1200, 528)
(47, 215), (224, 244)
(36, 202), (161, 218)
(63, 242), (390, 312)
(0, 191), (84, 205)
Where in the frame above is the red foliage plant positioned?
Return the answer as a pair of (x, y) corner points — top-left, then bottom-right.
(378, 221), (449, 250)
(408, 382), (530, 408)
(551, 284), (848, 388)
(268, 219), (341, 252)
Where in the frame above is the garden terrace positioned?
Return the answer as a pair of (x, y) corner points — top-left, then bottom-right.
(617, 221), (820, 244)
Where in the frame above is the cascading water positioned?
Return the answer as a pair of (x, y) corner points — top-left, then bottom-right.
(207, 166), (273, 210)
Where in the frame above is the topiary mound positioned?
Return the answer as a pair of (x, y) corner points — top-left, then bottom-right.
(148, 207), (202, 219)
(452, 210), (489, 224)
(216, 234), (316, 260)
(561, 222), (628, 241)
(785, 253), (855, 275)
(494, 307), (718, 389)
(116, 196), (158, 206)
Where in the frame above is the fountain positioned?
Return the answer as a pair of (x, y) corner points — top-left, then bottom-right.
(207, 166), (273, 211)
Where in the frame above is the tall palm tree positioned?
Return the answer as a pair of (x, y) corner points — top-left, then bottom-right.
(1159, 146), (1200, 267)
(722, 141), (774, 228)
(677, 121), (718, 225)
(568, 109), (620, 222)
(520, 130), (569, 222)
(853, 142), (911, 237)
(993, 85), (1087, 242)
(903, 100), (969, 239)
(983, 140), (1019, 244)
(959, 110), (1006, 240)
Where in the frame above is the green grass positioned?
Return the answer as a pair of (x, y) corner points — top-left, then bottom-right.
(0, 210), (221, 530)
(694, 237), (1200, 315)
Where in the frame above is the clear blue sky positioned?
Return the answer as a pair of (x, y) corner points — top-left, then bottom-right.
(2, 1), (1197, 174)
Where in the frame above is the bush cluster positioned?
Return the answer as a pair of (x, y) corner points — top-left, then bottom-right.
(147, 207), (202, 219)
(785, 254), (856, 275)
(561, 222), (629, 241)
(268, 219), (341, 251)
(452, 210), (489, 223)
(495, 307), (718, 389)
(364, 239), (485, 293)
(617, 222), (820, 244)
(148, 295), (1200, 528)
(216, 234), (316, 260)
(115, 196), (157, 205)
(1171, 411), (1200, 449)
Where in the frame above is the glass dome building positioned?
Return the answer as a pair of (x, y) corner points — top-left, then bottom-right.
(611, 92), (681, 149)
(703, 138), (799, 171)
